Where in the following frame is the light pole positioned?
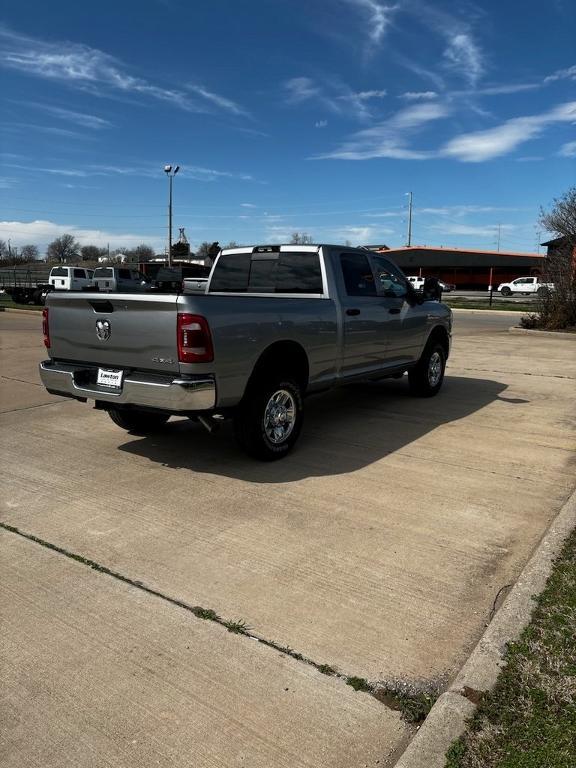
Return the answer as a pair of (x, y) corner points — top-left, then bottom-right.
(164, 164), (180, 267)
(405, 191), (413, 247)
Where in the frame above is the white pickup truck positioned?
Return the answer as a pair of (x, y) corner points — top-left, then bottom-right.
(497, 276), (553, 297)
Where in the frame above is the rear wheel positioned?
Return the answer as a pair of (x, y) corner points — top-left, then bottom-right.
(107, 408), (170, 434)
(234, 378), (303, 460)
(409, 342), (446, 397)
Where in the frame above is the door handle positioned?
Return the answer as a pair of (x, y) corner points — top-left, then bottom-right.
(346, 308), (361, 316)
(389, 307), (401, 314)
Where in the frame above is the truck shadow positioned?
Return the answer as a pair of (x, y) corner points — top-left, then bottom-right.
(118, 375), (514, 482)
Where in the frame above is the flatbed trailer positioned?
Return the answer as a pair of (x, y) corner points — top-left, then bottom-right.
(0, 266), (52, 305)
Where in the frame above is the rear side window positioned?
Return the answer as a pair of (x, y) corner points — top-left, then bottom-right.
(73, 268), (85, 278)
(209, 252), (323, 294)
(94, 268), (113, 277)
(51, 267), (68, 276)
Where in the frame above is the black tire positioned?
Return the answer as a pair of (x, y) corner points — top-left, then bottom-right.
(408, 342), (446, 397)
(500, 287), (512, 297)
(107, 408), (170, 434)
(234, 378), (303, 460)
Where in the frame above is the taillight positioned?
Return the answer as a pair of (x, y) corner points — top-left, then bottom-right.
(177, 313), (213, 363)
(42, 307), (50, 349)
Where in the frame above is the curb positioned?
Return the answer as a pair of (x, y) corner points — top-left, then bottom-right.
(449, 308), (526, 315)
(393, 487), (576, 768)
(0, 307), (43, 314)
(509, 326), (576, 339)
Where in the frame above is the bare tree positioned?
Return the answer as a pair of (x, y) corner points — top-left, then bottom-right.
(290, 232), (313, 245)
(47, 234), (81, 263)
(0, 240), (8, 258)
(525, 187), (576, 330)
(81, 245), (107, 262)
(20, 244), (40, 261)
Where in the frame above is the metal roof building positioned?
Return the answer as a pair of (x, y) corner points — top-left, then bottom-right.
(367, 245), (545, 289)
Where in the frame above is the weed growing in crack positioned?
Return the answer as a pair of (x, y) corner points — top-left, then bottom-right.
(346, 676), (372, 692)
(224, 619), (250, 634)
(192, 607), (219, 621)
(318, 664), (336, 676)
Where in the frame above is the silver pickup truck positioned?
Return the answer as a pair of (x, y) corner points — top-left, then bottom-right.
(40, 244), (451, 460)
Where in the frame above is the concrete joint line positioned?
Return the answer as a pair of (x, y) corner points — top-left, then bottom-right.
(0, 521), (428, 721)
(392, 486), (576, 768)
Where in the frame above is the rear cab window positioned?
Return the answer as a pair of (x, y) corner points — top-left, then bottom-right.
(209, 250), (324, 295)
(94, 268), (113, 278)
(50, 267), (68, 277)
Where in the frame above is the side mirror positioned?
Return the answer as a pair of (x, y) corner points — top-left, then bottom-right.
(422, 277), (442, 301)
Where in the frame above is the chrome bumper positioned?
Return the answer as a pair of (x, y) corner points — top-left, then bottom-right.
(39, 360), (216, 412)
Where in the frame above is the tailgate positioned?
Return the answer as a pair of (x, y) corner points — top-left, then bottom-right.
(47, 292), (180, 373)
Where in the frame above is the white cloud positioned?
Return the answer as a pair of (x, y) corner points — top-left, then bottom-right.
(315, 120), (328, 128)
(240, 203), (257, 208)
(400, 91), (438, 101)
(442, 101), (576, 161)
(544, 64), (576, 83)
(430, 223), (516, 237)
(285, 77), (385, 120)
(346, 89), (387, 100)
(344, 0), (399, 44)
(559, 140), (576, 157)
(443, 33), (484, 86)
(0, 25), (246, 116)
(315, 102), (449, 160)
(187, 84), (249, 116)
(0, 219), (162, 251)
(17, 103), (112, 128)
(6, 161), (255, 182)
(285, 77), (321, 104)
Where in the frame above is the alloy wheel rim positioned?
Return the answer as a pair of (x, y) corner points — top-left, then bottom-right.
(263, 389), (296, 444)
(428, 351), (443, 387)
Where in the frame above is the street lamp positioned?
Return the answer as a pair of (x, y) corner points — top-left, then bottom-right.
(164, 164), (180, 267)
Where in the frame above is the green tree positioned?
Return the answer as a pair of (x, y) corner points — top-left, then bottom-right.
(47, 234), (81, 263)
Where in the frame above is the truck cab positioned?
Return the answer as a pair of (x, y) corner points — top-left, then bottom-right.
(49, 266), (94, 291)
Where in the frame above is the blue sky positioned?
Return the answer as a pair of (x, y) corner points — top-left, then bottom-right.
(1, 0), (575, 256)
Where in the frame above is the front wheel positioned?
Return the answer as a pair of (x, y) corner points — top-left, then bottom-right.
(409, 342), (446, 397)
(234, 378), (303, 460)
(500, 287), (512, 297)
(107, 407), (170, 434)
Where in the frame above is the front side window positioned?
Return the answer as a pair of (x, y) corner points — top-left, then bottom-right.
(118, 269), (131, 279)
(340, 253), (376, 297)
(371, 256), (408, 298)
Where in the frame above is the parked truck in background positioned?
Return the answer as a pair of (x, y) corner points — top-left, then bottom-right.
(39, 244), (452, 460)
(497, 276), (554, 296)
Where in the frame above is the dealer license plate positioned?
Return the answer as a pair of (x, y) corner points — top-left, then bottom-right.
(97, 368), (123, 388)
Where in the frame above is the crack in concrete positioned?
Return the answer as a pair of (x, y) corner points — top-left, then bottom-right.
(0, 521), (435, 722)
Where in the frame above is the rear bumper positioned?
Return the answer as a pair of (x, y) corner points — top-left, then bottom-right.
(39, 360), (216, 412)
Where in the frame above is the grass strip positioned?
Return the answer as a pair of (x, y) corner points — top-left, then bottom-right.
(446, 527), (576, 768)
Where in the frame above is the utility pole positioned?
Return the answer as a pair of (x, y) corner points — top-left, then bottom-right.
(496, 223), (501, 252)
(164, 165), (180, 267)
(405, 191), (413, 246)
(536, 230), (541, 254)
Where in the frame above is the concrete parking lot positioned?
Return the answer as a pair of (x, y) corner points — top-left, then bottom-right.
(1, 309), (575, 767)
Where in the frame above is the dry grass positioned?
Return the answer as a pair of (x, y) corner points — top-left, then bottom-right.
(446, 528), (576, 768)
